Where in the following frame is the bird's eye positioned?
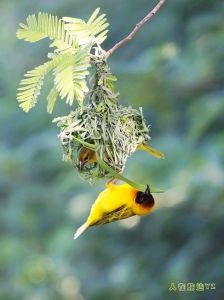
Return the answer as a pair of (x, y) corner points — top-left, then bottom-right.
(135, 192), (144, 204)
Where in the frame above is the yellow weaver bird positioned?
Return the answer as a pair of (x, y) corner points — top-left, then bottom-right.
(78, 143), (164, 170)
(74, 183), (155, 239)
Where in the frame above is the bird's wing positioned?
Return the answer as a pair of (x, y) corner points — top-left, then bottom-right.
(90, 205), (134, 226)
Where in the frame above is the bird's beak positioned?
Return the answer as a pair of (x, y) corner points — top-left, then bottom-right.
(145, 184), (150, 195)
(79, 161), (86, 171)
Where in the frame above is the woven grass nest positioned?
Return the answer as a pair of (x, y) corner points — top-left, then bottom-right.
(54, 100), (150, 183)
(53, 56), (151, 183)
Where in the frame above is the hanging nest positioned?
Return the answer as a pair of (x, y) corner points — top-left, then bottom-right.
(53, 52), (151, 183)
(54, 102), (150, 183)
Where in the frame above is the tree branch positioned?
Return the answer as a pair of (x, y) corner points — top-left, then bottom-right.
(106, 0), (166, 57)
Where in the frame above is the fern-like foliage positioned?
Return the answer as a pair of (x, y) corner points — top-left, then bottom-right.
(63, 8), (109, 45)
(16, 13), (78, 53)
(16, 8), (108, 113)
(53, 46), (90, 105)
(17, 50), (90, 112)
(17, 59), (57, 112)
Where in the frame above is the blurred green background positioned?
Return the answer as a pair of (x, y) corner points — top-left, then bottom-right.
(1, 0), (224, 299)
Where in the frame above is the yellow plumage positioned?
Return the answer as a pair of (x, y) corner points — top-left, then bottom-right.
(74, 182), (155, 239)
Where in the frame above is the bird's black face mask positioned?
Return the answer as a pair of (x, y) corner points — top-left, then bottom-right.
(135, 184), (155, 208)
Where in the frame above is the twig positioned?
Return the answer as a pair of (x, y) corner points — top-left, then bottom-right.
(106, 0), (166, 57)
(96, 151), (163, 193)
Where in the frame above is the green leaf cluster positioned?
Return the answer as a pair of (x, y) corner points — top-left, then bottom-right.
(16, 8), (109, 113)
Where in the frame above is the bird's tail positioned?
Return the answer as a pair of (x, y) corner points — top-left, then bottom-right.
(74, 222), (89, 239)
(137, 144), (165, 159)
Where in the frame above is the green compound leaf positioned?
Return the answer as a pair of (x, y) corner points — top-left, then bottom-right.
(16, 8), (109, 113)
(17, 50), (90, 112)
(53, 46), (90, 105)
(63, 7), (109, 46)
(16, 12), (78, 53)
(17, 58), (57, 112)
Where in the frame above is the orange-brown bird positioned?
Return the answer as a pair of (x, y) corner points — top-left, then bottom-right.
(78, 143), (164, 170)
(74, 182), (155, 239)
